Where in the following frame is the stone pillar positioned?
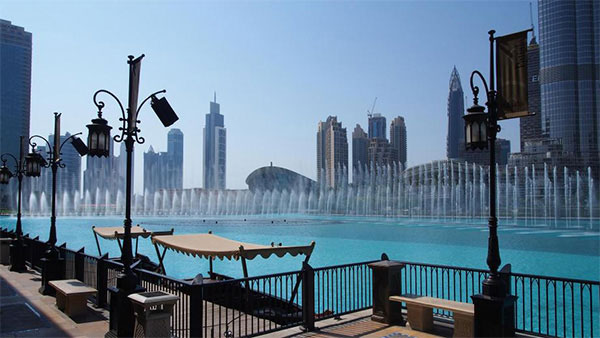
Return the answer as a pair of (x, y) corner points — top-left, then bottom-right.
(368, 260), (405, 325)
(471, 294), (517, 337)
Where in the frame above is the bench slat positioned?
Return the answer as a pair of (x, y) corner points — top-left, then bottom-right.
(390, 294), (474, 316)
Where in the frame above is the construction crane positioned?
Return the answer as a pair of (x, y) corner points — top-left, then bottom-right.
(367, 97), (377, 118)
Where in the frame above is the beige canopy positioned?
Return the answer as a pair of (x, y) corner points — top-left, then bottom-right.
(151, 233), (315, 261)
(93, 226), (153, 240)
(92, 225), (174, 257)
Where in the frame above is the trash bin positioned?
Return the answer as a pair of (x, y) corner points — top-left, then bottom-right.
(0, 238), (13, 265)
(128, 291), (179, 338)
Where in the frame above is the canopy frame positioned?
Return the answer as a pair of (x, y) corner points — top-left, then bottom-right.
(92, 225), (174, 257)
(151, 232), (315, 279)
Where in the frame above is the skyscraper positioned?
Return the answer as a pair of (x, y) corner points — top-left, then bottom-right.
(539, 0), (599, 170)
(446, 66), (465, 160)
(143, 129), (184, 194)
(203, 94), (226, 190)
(49, 133), (82, 194)
(316, 116), (348, 188)
(0, 20), (31, 160)
(368, 114), (386, 139)
(167, 128), (184, 189)
(390, 116), (407, 169)
(352, 124), (368, 177)
(0, 20), (32, 209)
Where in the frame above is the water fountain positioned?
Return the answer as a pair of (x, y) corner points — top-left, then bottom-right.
(16, 161), (599, 229)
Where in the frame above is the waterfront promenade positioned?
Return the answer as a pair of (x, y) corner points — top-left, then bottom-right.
(0, 264), (108, 337)
(0, 264), (448, 338)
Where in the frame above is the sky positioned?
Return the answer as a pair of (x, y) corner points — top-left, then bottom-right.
(2, 0), (537, 192)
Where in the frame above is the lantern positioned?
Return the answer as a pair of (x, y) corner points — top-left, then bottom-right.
(0, 163), (12, 184)
(24, 151), (45, 177)
(151, 95), (179, 127)
(463, 102), (488, 150)
(86, 115), (112, 157)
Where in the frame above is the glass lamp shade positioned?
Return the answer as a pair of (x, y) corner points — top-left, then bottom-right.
(151, 96), (179, 127)
(0, 165), (12, 184)
(463, 103), (488, 150)
(24, 152), (44, 177)
(86, 116), (112, 157)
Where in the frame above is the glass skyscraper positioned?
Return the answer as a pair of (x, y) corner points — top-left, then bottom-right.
(390, 116), (407, 169)
(0, 20), (32, 209)
(446, 66), (465, 160)
(539, 0), (599, 170)
(203, 95), (226, 190)
(143, 129), (183, 194)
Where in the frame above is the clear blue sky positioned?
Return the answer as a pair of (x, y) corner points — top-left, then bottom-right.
(2, 0), (536, 192)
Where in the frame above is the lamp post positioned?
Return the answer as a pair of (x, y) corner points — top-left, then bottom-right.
(86, 54), (178, 337)
(463, 30), (517, 337)
(27, 112), (88, 295)
(0, 136), (27, 272)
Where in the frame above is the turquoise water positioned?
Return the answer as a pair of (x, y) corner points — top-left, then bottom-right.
(1, 215), (598, 281)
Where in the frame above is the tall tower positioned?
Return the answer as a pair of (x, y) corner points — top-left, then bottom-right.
(0, 20), (32, 209)
(352, 124), (368, 177)
(539, 0), (599, 170)
(167, 128), (184, 189)
(203, 94), (226, 190)
(446, 66), (465, 160)
(316, 116), (348, 188)
(390, 116), (407, 169)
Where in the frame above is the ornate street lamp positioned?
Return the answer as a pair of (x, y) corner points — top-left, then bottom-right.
(0, 163), (12, 184)
(29, 112), (87, 295)
(463, 30), (522, 337)
(86, 54), (177, 337)
(1, 136), (27, 272)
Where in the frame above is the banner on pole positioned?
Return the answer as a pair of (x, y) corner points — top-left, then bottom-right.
(496, 29), (532, 120)
(128, 55), (144, 132)
(54, 113), (61, 161)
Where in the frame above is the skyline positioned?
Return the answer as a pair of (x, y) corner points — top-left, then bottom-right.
(2, 1), (536, 192)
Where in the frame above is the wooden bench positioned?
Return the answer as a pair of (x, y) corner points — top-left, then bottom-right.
(49, 279), (97, 317)
(390, 294), (474, 337)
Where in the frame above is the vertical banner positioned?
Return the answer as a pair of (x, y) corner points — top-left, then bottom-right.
(54, 113), (61, 161)
(496, 29), (531, 120)
(128, 54), (144, 132)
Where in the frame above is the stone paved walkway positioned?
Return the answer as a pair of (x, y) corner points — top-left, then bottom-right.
(259, 310), (451, 338)
(0, 264), (108, 337)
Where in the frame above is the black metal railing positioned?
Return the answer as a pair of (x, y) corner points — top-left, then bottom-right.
(511, 272), (599, 338)
(313, 260), (376, 320)
(400, 261), (488, 318)
(197, 269), (304, 338)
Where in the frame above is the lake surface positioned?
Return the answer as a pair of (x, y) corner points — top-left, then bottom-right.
(1, 215), (598, 281)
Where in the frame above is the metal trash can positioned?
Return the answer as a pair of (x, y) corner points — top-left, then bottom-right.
(0, 238), (13, 265)
(128, 291), (179, 338)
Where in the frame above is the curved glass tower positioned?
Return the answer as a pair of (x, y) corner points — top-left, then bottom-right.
(447, 66), (465, 160)
(539, 0), (599, 169)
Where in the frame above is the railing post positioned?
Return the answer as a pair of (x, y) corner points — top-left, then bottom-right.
(75, 247), (85, 282)
(368, 258), (405, 325)
(96, 253), (109, 307)
(302, 262), (315, 331)
(189, 283), (203, 338)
